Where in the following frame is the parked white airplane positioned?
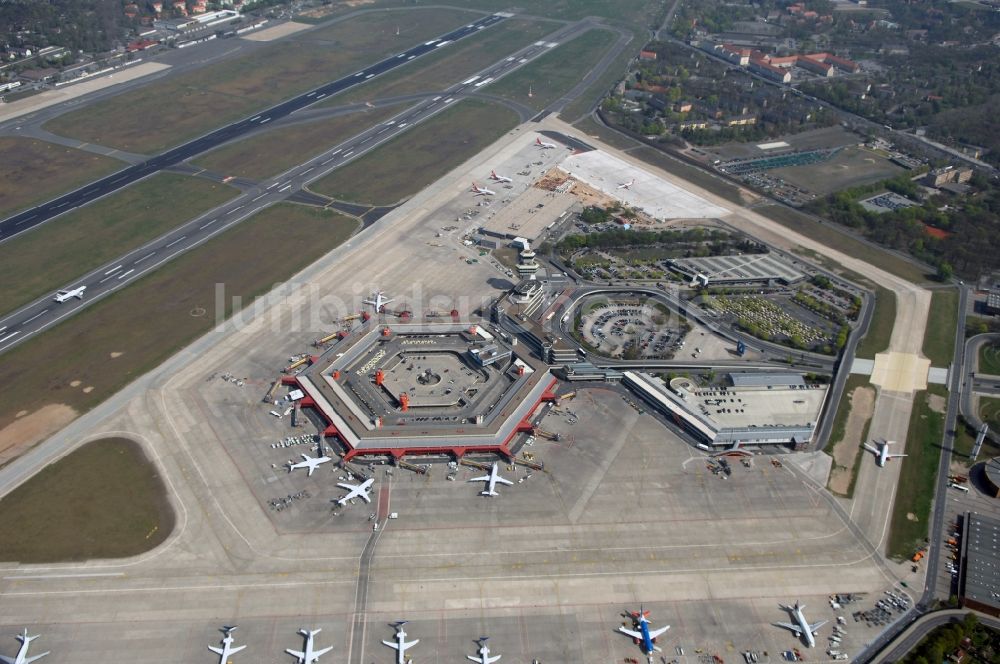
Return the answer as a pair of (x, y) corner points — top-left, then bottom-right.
(774, 602), (827, 648)
(489, 170), (512, 183)
(382, 621), (418, 664)
(617, 178), (635, 190)
(336, 477), (374, 506)
(208, 626), (246, 664)
(863, 439), (906, 467)
(53, 286), (85, 303)
(286, 628), (333, 664)
(535, 137), (557, 149)
(0, 629), (48, 664)
(288, 451), (332, 477)
(466, 637), (501, 664)
(364, 289), (394, 312)
(618, 607), (669, 654)
(471, 182), (496, 196)
(469, 462), (513, 496)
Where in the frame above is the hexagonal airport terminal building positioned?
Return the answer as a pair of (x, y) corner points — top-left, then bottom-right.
(284, 320), (557, 461)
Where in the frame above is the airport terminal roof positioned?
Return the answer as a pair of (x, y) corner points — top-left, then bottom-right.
(962, 512), (1000, 613)
(729, 372), (806, 388)
(669, 253), (806, 285)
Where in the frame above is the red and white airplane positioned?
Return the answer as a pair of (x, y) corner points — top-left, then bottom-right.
(471, 182), (496, 196)
(489, 170), (512, 183)
(617, 178), (635, 190)
(535, 137), (557, 149)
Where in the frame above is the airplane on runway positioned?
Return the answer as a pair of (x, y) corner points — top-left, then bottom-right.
(52, 286), (85, 303)
(466, 637), (501, 664)
(469, 462), (513, 496)
(471, 182), (496, 196)
(364, 289), (394, 312)
(335, 477), (374, 506)
(287, 451), (332, 477)
(535, 137), (557, 149)
(774, 602), (827, 648)
(382, 621), (418, 664)
(0, 629), (48, 664)
(489, 170), (512, 183)
(208, 626), (246, 663)
(617, 179), (635, 190)
(286, 629), (333, 664)
(863, 439), (906, 467)
(618, 607), (669, 654)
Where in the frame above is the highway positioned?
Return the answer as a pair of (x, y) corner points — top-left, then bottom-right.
(0, 18), (596, 356)
(0, 12), (509, 244)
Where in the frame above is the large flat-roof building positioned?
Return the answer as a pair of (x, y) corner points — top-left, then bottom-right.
(623, 371), (827, 449)
(960, 512), (1000, 616)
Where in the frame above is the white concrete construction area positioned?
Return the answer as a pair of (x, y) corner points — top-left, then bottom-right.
(560, 148), (730, 220)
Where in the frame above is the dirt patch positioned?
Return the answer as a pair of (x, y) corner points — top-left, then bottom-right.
(0, 404), (78, 466)
(828, 384), (875, 495)
(907, 512), (918, 521)
(70, 380), (81, 387)
(83, 386), (94, 394)
(110, 351), (123, 358)
(927, 393), (946, 414)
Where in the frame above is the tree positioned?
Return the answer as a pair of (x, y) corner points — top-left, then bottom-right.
(936, 261), (954, 282)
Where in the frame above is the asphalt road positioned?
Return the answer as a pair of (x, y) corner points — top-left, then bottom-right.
(0, 12), (508, 244)
(0, 18), (596, 356)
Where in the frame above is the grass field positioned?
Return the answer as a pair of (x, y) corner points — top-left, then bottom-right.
(923, 289), (959, 366)
(887, 385), (946, 560)
(0, 137), (123, 219)
(769, 146), (904, 197)
(193, 106), (397, 180)
(824, 373), (873, 498)
(979, 342), (1000, 375)
(633, 146), (747, 206)
(312, 99), (518, 205)
(486, 28), (619, 113)
(0, 437), (173, 562)
(44, 9), (475, 154)
(329, 19), (553, 106)
(0, 174), (236, 317)
(0, 204), (357, 435)
(980, 397), (1000, 431)
(561, 31), (637, 121)
(759, 205), (931, 285)
(855, 284), (897, 359)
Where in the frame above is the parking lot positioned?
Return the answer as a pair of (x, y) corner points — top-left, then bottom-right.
(578, 299), (689, 358)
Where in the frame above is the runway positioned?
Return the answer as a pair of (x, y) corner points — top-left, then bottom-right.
(0, 17), (596, 356)
(0, 12), (509, 244)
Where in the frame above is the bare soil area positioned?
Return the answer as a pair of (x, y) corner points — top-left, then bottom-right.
(828, 384), (875, 495)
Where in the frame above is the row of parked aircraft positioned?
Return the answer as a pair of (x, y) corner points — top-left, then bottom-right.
(3, 602), (832, 664)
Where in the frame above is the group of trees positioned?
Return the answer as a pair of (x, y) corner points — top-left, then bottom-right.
(558, 224), (765, 258)
(0, 1), (135, 54)
(901, 612), (999, 664)
(805, 173), (1000, 279)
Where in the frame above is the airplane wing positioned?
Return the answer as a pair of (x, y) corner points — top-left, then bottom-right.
(23, 654), (50, 664)
(773, 622), (801, 635)
(285, 649), (305, 662)
(485, 656), (501, 664)
(862, 443), (878, 454)
(229, 645), (246, 654)
(495, 476), (514, 486)
(889, 453), (908, 458)
(336, 482), (357, 492)
(402, 639), (418, 649)
(382, 640), (401, 651)
(314, 645), (334, 658)
(808, 620), (828, 633)
(0, 656), (16, 664)
(208, 646), (225, 655)
(648, 625), (670, 640)
(469, 474), (490, 483)
(466, 656), (481, 663)
(358, 492), (372, 503)
(618, 626), (643, 640)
